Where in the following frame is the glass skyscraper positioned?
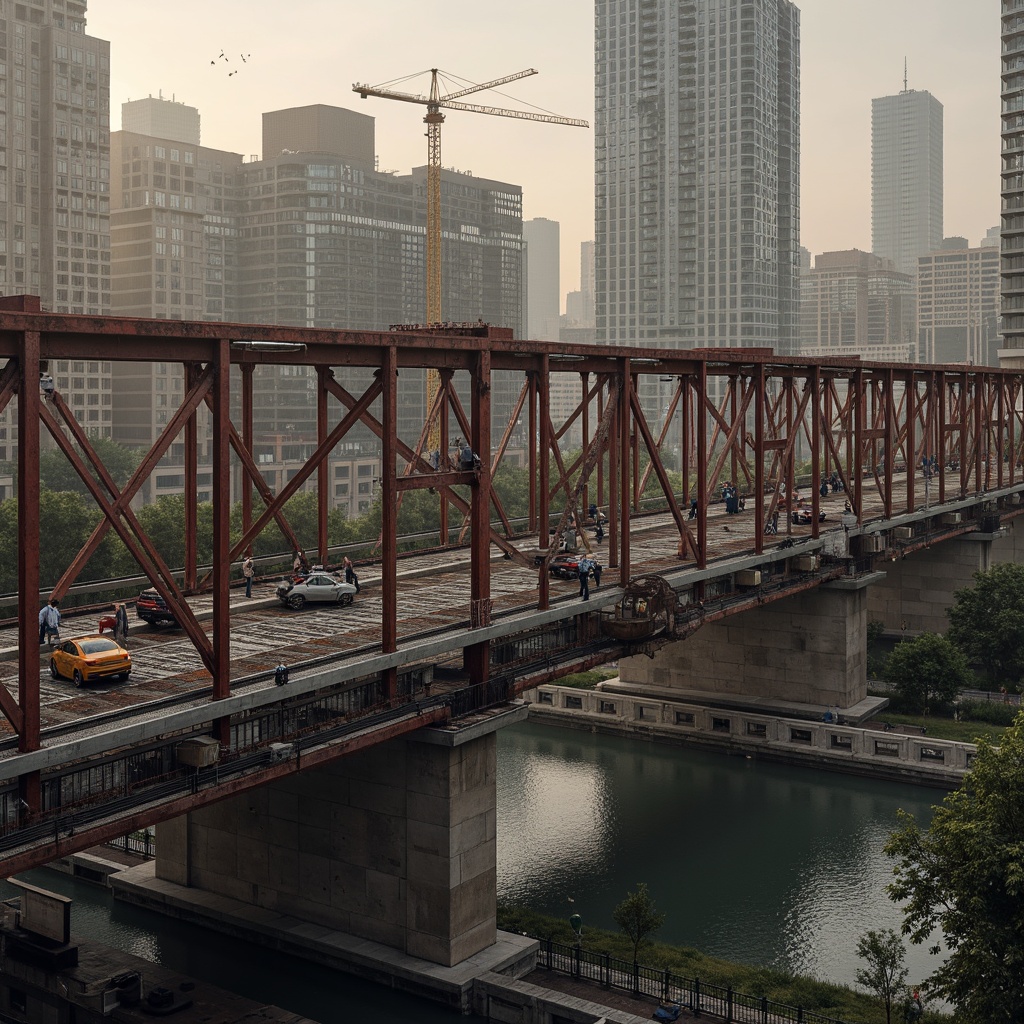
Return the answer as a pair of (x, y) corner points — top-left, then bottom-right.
(1001, 0), (1024, 364)
(594, 0), (800, 354)
(871, 89), (943, 279)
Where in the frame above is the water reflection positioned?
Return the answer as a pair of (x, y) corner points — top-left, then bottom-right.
(497, 722), (944, 988)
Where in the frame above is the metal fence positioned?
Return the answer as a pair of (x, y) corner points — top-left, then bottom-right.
(107, 830), (155, 859)
(535, 938), (849, 1024)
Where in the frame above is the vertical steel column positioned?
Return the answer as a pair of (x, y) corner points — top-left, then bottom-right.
(681, 377), (691, 521)
(184, 362), (198, 591)
(961, 371), (970, 496)
(883, 368), (895, 519)
(906, 373), (916, 515)
(528, 371), (538, 534)
(619, 361), (632, 581)
(17, 329), (41, 821)
(938, 372), (947, 505)
(381, 346), (398, 700)
(810, 368), (821, 538)
(853, 370), (864, 520)
(631, 374), (640, 512)
(581, 372), (590, 516)
(729, 376), (739, 493)
(317, 367), (329, 564)
(596, 383), (605, 513)
(465, 350), (492, 684)
(695, 361), (707, 570)
(608, 377), (619, 573)
(211, 340), (232, 746)
(538, 358), (550, 609)
(785, 378), (795, 536)
(754, 364), (764, 554)
(440, 370), (450, 547)
(997, 377), (1007, 489)
(241, 364), (254, 551)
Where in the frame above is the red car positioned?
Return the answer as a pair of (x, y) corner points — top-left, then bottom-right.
(136, 587), (178, 626)
(548, 554), (601, 580)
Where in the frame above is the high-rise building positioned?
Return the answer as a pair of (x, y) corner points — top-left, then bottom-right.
(871, 88), (943, 278)
(800, 250), (915, 361)
(523, 217), (560, 341)
(595, 0), (800, 353)
(0, 0), (113, 471)
(918, 238), (1000, 366)
(1001, 0), (1024, 364)
(121, 96), (200, 145)
(110, 101), (525, 511)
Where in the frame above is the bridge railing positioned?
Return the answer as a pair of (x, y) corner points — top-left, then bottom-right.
(538, 937), (849, 1024)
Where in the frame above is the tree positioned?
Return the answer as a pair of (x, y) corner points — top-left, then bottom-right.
(884, 711), (1024, 1023)
(946, 562), (1024, 685)
(855, 928), (908, 1024)
(883, 632), (970, 714)
(39, 438), (141, 495)
(612, 883), (665, 964)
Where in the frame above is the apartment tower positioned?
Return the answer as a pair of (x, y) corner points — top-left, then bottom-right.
(871, 87), (943, 278)
(0, 0), (112, 478)
(1002, 0), (1024, 364)
(595, 0), (801, 353)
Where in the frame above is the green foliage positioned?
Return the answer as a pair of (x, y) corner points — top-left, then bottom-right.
(947, 562), (1024, 684)
(865, 710), (1006, 746)
(867, 619), (889, 677)
(956, 698), (1020, 727)
(883, 633), (969, 715)
(39, 438), (141, 495)
(549, 669), (618, 690)
(855, 929), (908, 1024)
(612, 883), (665, 964)
(496, 903), (924, 1023)
(885, 710), (1024, 1023)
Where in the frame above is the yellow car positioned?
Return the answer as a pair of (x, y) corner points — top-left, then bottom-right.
(49, 635), (132, 687)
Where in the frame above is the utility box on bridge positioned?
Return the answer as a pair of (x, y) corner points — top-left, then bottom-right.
(175, 737), (220, 768)
(735, 569), (761, 587)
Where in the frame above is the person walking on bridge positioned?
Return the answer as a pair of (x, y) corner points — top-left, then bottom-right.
(38, 598), (60, 646)
(577, 556), (594, 601)
(242, 553), (255, 599)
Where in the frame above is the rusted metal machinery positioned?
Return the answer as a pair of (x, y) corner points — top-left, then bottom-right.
(2, 295), (1024, 821)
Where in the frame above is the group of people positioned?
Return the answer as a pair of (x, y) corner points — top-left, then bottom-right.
(288, 550), (360, 593)
(38, 597), (130, 648)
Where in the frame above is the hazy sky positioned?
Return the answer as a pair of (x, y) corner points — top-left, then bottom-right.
(90, 0), (999, 310)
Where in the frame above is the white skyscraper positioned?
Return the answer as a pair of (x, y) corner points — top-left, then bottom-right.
(595, 0), (800, 353)
(871, 88), (943, 278)
(523, 217), (560, 341)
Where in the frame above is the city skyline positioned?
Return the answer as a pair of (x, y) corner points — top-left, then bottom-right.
(90, 0), (999, 314)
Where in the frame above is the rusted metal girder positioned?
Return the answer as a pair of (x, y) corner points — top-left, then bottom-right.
(4, 302), (1024, 771)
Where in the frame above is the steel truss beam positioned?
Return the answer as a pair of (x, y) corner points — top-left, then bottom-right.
(1, 304), (1023, 817)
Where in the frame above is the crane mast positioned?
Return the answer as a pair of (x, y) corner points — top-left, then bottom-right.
(354, 67), (589, 449)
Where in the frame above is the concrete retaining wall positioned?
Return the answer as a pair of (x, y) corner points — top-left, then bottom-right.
(529, 686), (971, 787)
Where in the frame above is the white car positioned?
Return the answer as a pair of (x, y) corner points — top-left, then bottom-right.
(276, 572), (357, 610)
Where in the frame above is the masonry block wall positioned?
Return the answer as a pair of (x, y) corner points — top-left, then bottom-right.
(155, 731), (498, 967)
(619, 584), (868, 708)
(867, 520), (1024, 635)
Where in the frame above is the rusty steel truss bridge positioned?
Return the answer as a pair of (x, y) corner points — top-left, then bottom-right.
(0, 295), (1023, 874)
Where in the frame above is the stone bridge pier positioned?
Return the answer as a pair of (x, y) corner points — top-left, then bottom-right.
(141, 707), (528, 970)
(618, 578), (875, 712)
(867, 518), (1024, 635)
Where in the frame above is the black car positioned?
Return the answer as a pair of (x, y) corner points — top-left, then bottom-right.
(136, 587), (178, 626)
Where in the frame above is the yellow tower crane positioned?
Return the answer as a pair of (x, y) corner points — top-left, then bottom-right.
(353, 68), (588, 448)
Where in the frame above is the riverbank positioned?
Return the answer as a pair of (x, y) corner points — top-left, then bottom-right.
(525, 679), (971, 788)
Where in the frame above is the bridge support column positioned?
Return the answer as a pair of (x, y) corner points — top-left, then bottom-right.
(620, 577), (879, 710)
(154, 709), (525, 968)
(868, 518), (1024, 634)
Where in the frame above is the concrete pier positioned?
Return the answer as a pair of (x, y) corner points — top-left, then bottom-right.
(155, 705), (528, 969)
(619, 576), (878, 711)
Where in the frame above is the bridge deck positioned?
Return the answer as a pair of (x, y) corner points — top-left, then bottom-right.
(0, 476), (983, 749)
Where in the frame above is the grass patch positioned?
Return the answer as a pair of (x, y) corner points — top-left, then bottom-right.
(498, 905), (942, 1023)
(865, 710), (1006, 745)
(548, 668), (618, 690)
